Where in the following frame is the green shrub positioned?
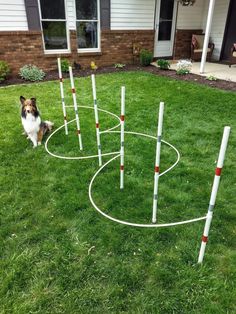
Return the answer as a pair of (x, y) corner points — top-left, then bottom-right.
(205, 75), (217, 81)
(0, 60), (10, 82)
(157, 59), (170, 70)
(61, 59), (70, 73)
(114, 63), (126, 68)
(19, 64), (45, 81)
(140, 49), (153, 66)
(176, 69), (190, 75)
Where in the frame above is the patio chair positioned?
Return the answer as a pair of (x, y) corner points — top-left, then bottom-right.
(191, 34), (214, 61)
(229, 44), (236, 67)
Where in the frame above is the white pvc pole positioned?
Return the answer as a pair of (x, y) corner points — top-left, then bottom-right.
(152, 102), (164, 224)
(120, 86), (125, 189)
(91, 74), (102, 166)
(200, 0), (216, 74)
(69, 66), (83, 150)
(57, 58), (68, 135)
(198, 126), (230, 263)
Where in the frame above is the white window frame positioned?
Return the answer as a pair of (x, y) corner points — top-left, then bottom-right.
(38, 0), (70, 54)
(76, 0), (101, 53)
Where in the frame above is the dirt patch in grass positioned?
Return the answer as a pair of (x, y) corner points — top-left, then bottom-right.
(1, 64), (236, 92)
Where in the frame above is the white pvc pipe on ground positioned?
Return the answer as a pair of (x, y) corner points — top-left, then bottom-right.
(91, 74), (102, 166)
(198, 126), (230, 263)
(120, 86), (125, 189)
(57, 58), (68, 135)
(45, 107), (198, 229)
(152, 102), (164, 224)
(89, 153), (206, 228)
(69, 66), (83, 150)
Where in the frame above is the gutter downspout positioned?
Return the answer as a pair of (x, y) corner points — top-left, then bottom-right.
(200, 0), (216, 74)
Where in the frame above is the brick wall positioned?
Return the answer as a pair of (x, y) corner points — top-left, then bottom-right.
(1, 29), (209, 75)
(0, 31), (44, 74)
(100, 30), (155, 65)
(173, 29), (203, 59)
(0, 30), (154, 75)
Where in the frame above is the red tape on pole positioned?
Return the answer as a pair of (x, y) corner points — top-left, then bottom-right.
(215, 167), (222, 176)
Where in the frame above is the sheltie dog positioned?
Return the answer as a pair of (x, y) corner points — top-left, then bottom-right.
(20, 96), (53, 148)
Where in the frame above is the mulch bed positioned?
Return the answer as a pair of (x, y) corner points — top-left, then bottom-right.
(1, 64), (236, 92)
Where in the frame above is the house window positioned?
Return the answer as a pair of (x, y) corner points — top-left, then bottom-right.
(39, 0), (69, 51)
(76, 0), (100, 51)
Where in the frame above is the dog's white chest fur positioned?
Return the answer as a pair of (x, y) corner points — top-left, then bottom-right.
(22, 114), (41, 134)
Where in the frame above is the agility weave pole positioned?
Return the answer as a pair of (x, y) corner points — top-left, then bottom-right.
(152, 102), (164, 224)
(69, 66), (83, 150)
(91, 74), (102, 166)
(120, 86), (125, 189)
(57, 58), (68, 135)
(198, 126), (231, 263)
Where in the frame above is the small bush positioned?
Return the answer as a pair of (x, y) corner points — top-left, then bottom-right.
(157, 59), (170, 70)
(0, 60), (10, 82)
(61, 59), (70, 73)
(114, 63), (126, 68)
(140, 49), (153, 66)
(19, 64), (45, 81)
(205, 75), (217, 81)
(176, 69), (189, 75)
(176, 60), (192, 75)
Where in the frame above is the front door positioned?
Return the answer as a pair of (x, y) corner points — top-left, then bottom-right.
(154, 0), (177, 58)
(221, 0), (236, 61)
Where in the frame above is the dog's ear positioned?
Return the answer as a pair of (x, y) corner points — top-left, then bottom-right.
(31, 98), (36, 106)
(20, 96), (25, 105)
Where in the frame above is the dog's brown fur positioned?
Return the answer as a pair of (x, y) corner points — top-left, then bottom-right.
(20, 96), (53, 147)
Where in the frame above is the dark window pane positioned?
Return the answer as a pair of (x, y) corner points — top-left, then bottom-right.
(158, 21), (172, 40)
(76, 0), (97, 20)
(40, 0), (65, 19)
(160, 0), (174, 20)
(77, 22), (98, 48)
(42, 21), (67, 49)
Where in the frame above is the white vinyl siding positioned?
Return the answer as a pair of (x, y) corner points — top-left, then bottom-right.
(111, 0), (155, 30)
(176, 0), (205, 29)
(203, 0), (230, 60)
(0, 0), (28, 31)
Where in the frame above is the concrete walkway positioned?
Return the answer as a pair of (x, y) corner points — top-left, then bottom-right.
(170, 61), (236, 82)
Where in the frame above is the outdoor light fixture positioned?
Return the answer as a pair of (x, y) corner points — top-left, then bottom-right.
(179, 0), (196, 5)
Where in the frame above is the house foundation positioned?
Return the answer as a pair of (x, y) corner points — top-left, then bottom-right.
(0, 30), (155, 75)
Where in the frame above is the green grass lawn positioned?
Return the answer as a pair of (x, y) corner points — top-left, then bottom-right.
(0, 72), (235, 313)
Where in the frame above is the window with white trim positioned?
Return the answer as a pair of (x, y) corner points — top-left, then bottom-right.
(76, 0), (100, 51)
(39, 0), (69, 51)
